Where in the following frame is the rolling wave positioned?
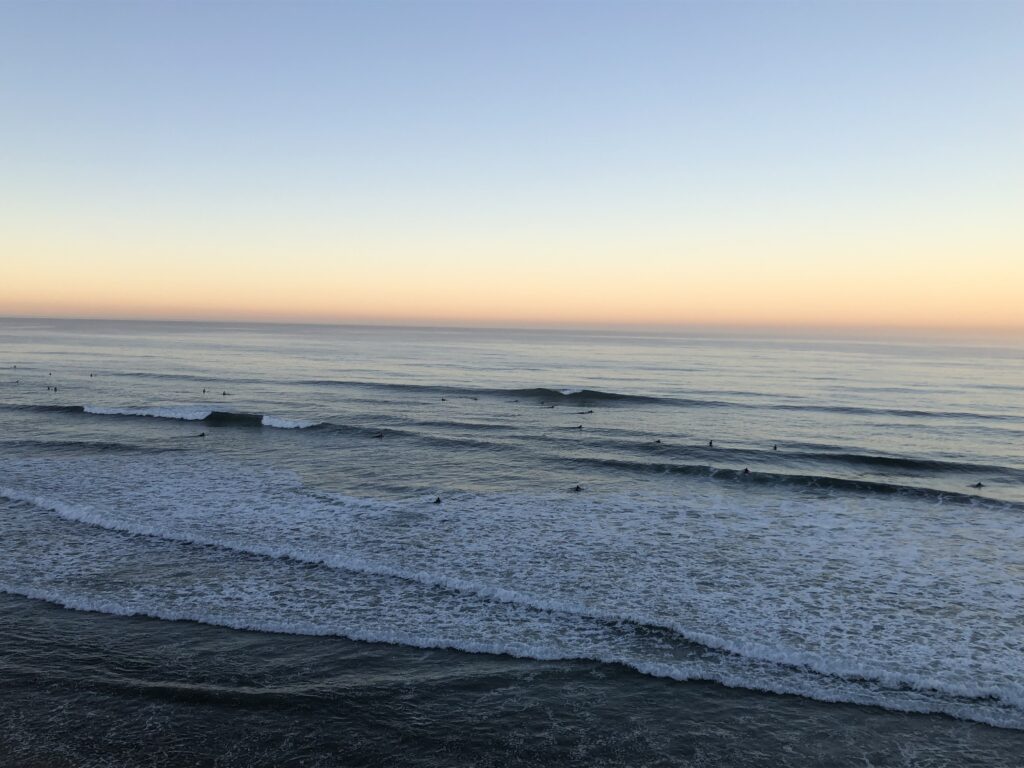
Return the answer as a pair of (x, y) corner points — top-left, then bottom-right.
(5, 402), (1018, 500)
(506, 387), (663, 403)
(575, 456), (1017, 508)
(297, 380), (663, 404)
(3, 486), (1023, 729)
(8, 404), (323, 430)
(619, 440), (1023, 479)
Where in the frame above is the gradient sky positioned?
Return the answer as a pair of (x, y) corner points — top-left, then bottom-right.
(1, 1), (1021, 329)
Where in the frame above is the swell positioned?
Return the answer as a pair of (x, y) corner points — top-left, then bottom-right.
(616, 439), (1024, 480)
(294, 381), (1017, 419)
(8, 403), (1017, 501)
(298, 380), (663, 404)
(0, 438), (180, 454)
(109, 371), (265, 385)
(0, 402), (505, 442)
(3, 385), (1016, 422)
(3, 404), (323, 430)
(3, 486), (1023, 722)
(573, 456), (1019, 509)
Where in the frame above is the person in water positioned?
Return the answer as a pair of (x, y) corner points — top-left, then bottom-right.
(743, 468), (751, 475)
(572, 484), (583, 492)
(433, 497), (442, 504)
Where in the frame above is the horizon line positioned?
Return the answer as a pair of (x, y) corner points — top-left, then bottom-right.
(2, 313), (1023, 341)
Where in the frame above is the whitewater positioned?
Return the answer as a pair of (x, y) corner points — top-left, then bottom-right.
(1, 319), (1023, 765)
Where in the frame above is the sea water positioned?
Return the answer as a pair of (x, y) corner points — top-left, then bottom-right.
(1, 318), (1022, 766)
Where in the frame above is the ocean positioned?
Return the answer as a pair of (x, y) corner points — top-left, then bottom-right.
(1, 317), (1022, 767)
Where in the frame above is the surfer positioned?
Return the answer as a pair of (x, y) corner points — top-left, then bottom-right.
(433, 497), (442, 504)
(572, 484), (583, 492)
(654, 439), (662, 444)
(742, 468), (751, 475)
(773, 444), (778, 451)
(575, 424), (583, 429)
(972, 482), (985, 488)
(709, 440), (714, 448)
(197, 432), (206, 438)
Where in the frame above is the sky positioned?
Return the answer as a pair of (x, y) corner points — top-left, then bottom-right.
(1, 1), (1021, 330)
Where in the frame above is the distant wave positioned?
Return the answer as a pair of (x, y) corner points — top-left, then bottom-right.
(297, 380), (664, 404)
(288, 379), (1019, 419)
(769, 402), (1012, 421)
(573, 456), (1020, 509)
(619, 439), (1024, 479)
(6, 404), (323, 430)
(109, 371), (265, 385)
(505, 387), (663, 404)
(7, 402), (1020, 495)
(81, 406), (322, 429)
(84, 405), (215, 421)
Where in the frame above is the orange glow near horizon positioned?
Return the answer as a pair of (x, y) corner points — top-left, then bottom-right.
(3, 3), (1022, 334)
(3, 232), (1022, 332)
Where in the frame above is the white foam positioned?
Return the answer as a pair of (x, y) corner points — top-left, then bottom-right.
(84, 405), (212, 421)
(261, 415), (317, 429)
(2, 454), (1023, 730)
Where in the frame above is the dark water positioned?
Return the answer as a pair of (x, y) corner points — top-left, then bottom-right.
(1, 318), (1022, 766)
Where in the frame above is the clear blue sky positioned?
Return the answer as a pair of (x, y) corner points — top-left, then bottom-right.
(2, 1), (1022, 328)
